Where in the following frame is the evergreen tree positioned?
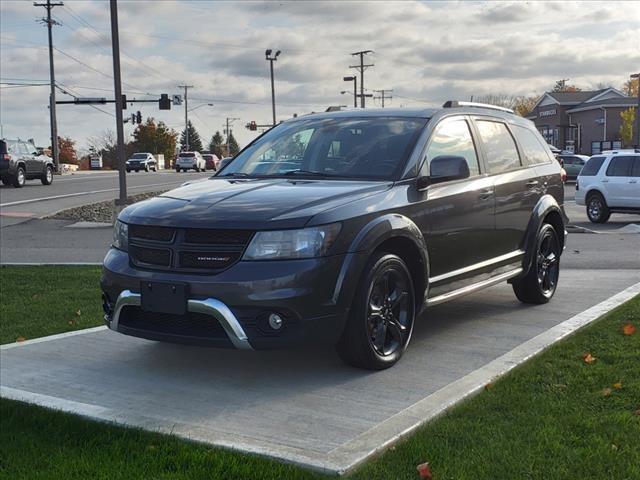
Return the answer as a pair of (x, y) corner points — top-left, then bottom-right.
(208, 131), (225, 158)
(226, 131), (240, 156)
(179, 120), (203, 152)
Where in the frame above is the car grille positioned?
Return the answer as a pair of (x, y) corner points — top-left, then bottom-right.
(119, 306), (227, 338)
(128, 226), (253, 273)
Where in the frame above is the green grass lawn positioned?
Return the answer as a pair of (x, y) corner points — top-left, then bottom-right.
(1, 266), (638, 479)
(0, 265), (104, 344)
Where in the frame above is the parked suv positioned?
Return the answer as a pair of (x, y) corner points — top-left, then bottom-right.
(1, 139), (55, 188)
(126, 152), (157, 172)
(575, 150), (640, 223)
(101, 102), (567, 370)
(175, 151), (206, 172)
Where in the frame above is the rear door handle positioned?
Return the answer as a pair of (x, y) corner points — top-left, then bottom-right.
(630, 179), (638, 184)
(602, 179), (609, 183)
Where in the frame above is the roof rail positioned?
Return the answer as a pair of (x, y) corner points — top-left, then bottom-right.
(443, 100), (514, 114)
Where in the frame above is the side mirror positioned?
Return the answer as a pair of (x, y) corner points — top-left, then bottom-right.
(428, 155), (470, 184)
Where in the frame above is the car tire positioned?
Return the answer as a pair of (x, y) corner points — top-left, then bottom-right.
(41, 165), (53, 185)
(176, 168), (181, 173)
(586, 192), (610, 223)
(336, 252), (415, 370)
(144, 164), (150, 172)
(126, 168), (130, 173)
(2, 178), (10, 185)
(512, 223), (560, 304)
(134, 169), (139, 173)
(12, 166), (26, 188)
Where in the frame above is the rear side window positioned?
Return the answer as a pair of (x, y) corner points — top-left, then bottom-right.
(606, 156), (634, 177)
(580, 156), (605, 176)
(425, 119), (480, 177)
(511, 125), (552, 166)
(476, 120), (521, 174)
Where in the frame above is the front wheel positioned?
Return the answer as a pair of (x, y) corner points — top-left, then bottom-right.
(41, 165), (53, 185)
(512, 223), (560, 304)
(336, 252), (415, 370)
(144, 164), (150, 172)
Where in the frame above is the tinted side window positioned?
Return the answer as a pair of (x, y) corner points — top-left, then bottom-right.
(512, 125), (552, 166)
(580, 156), (605, 176)
(425, 119), (480, 177)
(476, 120), (521, 174)
(606, 156), (634, 177)
(632, 158), (640, 177)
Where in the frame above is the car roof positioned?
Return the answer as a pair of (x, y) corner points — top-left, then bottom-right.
(286, 105), (529, 125)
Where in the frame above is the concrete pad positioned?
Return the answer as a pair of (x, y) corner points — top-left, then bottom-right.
(1, 269), (639, 474)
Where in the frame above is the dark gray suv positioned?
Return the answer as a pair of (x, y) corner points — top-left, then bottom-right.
(101, 102), (567, 369)
(1, 139), (55, 188)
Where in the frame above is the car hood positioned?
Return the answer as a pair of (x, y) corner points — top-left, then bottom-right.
(120, 177), (392, 229)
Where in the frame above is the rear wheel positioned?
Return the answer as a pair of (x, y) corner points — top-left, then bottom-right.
(336, 252), (415, 370)
(512, 223), (560, 304)
(586, 192), (610, 223)
(41, 165), (53, 185)
(12, 166), (25, 188)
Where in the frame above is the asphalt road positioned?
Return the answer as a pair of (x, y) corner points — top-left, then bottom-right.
(0, 169), (209, 228)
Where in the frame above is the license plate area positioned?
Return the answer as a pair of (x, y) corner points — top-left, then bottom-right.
(140, 281), (188, 315)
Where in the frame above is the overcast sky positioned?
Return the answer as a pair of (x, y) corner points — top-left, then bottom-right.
(1, 0), (638, 152)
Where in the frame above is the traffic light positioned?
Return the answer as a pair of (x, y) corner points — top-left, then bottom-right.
(159, 93), (171, 110)
(121, 94), (127, 110)
(136, 111), (142, 124)
(248, 121), (257, 131)
(130, 113), (136, 124)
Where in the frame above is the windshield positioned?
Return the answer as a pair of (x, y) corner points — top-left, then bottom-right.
(131, 153), (148, 159)
(222, 117), (427, 180)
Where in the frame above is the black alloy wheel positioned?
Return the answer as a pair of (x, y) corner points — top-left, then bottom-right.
(586, 193), (610, 223)
(512, 223), (560, 304)
(336, 252), (415, 370)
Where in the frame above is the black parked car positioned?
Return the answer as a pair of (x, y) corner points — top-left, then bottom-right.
(101, 101), (567, 370)
(1, 139), (55, 188)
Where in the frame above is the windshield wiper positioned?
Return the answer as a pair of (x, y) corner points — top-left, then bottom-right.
(220, 172), (251, 177)
(282, 169), (339, 177)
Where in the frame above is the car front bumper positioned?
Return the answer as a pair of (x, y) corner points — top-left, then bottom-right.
(101, 248), (367, 349)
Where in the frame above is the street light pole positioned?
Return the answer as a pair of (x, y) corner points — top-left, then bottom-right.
(343, 76), (357, 108)
(265, 49), (281, 126)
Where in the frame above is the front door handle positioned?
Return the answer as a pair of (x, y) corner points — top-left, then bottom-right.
(479, 187), (494, 200)
(525, 180), (539, 188)
(602, 179), (609, 183)
(630, 179), (638, 184)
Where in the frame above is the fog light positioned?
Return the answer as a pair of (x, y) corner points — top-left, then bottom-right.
(268, 313), (283, 330)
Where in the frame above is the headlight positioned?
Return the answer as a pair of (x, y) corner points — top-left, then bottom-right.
(112, 220), (128, 251)
(243, 223), (341, 260)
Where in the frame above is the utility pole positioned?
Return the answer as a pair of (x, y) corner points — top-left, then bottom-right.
(109, 0), (127, 204)
(178, 85), (193, 150)
(350, 50), (374, 108)
(34, 0), (63, 171)
(265, 50), (281, 126)
(224, 117), (240, 156)
(373, 89), (393, 108)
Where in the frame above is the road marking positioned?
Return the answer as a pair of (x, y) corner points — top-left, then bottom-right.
(0, 181), (186, 208)
(0, 211), (35, 218)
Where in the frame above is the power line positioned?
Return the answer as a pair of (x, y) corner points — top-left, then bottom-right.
(350, 50), (374, 108)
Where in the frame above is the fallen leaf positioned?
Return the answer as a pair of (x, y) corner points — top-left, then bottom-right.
(417, 462), (433, 480)
(622, 323), (636, 336)
(613, 382), (623, 389)
(634, 409), (640, 417)
(602, 388), (612, 397)
(553, 384), (567, 389)
(573, 249), (580, 254)
(31, 294), (38, 299)
(484, 383), (494, 391)
(16, 336), (26, 342)
(76, 309), (82, 316)
(611, 444), (618, 451)
(68, 320), (75, 326)
(582, 353), (596, 364)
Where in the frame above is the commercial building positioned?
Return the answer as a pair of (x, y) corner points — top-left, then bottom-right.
(527, 88), (638, 154)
